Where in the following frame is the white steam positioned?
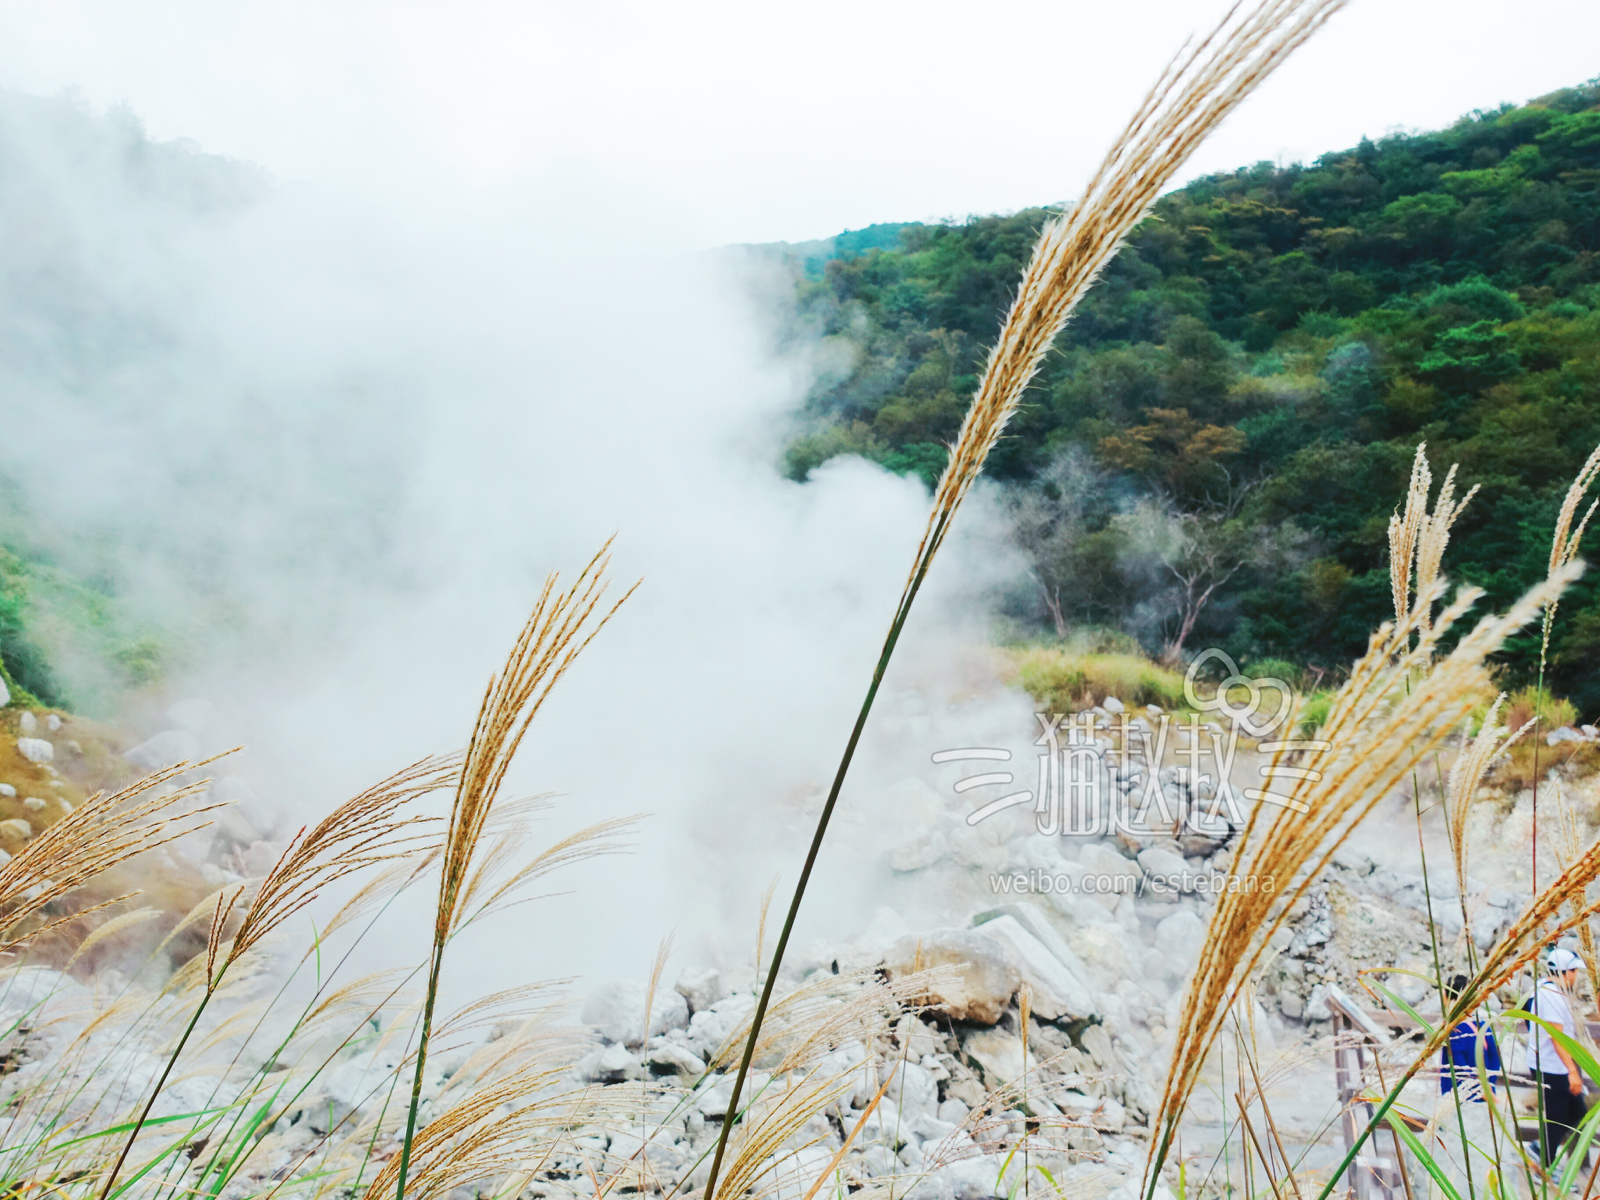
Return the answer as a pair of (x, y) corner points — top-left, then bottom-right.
(0, 93), (1032, 992)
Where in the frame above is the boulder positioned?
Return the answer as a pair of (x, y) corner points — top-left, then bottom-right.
(891, 1060), (939, 1118)
(15, 738), (52, 764)
(1078, 842), (1142, 898)
(0, 818), (32, 841)
(940, 1157), (1004, 1200)
(883, 929), (1020, 1024)
(1154, 909), (1206, 971)
(21, 798), (44, 812)
(0, 784), (12, 797)
(970, 913), (1097, 1021)
(642, 1040), (706, 1076)
(962, 1028), (1034, 1087)
(685, 992), (756, 1059)
(18, 712), (36, 735)
(44, 714), (61, 732)
(674, 965), (724, 1013)
(1332, 846), (1375, 875)
(1303, 984), (1332, 1022)
(581, 980), (689, 1045)
(1472, 905), (1510, 951)
(0, 967), (85, 1022)
(889, 831), (947, 872)
(1137, 846), (1191, 896)
(124, 730), (199, 772)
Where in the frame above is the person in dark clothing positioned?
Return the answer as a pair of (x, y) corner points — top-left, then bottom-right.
(1527, 948), (1589, 1170)
(1435, 973), (1503, 1196)
(1441, 973), (1502, 1096)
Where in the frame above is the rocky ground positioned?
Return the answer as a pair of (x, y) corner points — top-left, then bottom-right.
(2, 692), (1598, 1200)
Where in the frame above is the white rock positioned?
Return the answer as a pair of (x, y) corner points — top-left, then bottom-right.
(582, 980), (689, 1044)
(0, 784), (13, 797)
(937, 1098), (969, 1125)
(855, 1097), (902, 1143)
(1473, 905), (1511, 950)
(18, 712), (36, 735)
(15, 738), (52, 764)
(44, 715), (60, 732)
(909, 1110), (957, 1141)
(674, 965), (724, 1013)
(0, 966), (85, 1021)
(0, 818), (33, 840)
(1154, 910), (1206, 971)
(1549, 726), (1584, 745)
(972, 913), (1097, 1021)
(1332, 846), (1375, 875)
(21, 798), (44, 812)
(751, 1146), (835, 1200)
(883, 929), (1019, 1024)
(889, 831), (947, 872)
(964, 1028), (1034, 1086)
(891, 1060), (939, 1118)
(1103, 696), (1125, 714)
(124, 730), (199, 772)
(1137, 847), (1191, 892)
(939, 1155), (1003, 1200)
(643, 1040), (706, 1075)
(1079, 843), (1142, 896)
(595, 1044), (637, 1076)
(685, 992), (756, 1058)
(982, 902), (1096, 979)
(694, 1069), (768, 1117)
(1303, 984), (1332, 1022)
(0, 678), (7, 706)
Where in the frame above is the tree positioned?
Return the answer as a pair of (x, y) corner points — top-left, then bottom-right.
(1007, 448), (1108, 635)
(1112, 492), (1308, 664)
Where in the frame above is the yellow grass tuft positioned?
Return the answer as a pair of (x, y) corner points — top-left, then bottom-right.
(1145, 561), (1580, 1197)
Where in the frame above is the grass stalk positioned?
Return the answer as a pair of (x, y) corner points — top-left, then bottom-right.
(94, 990), (213, 1200)
(703, 5), (1347, 1196)
(390, 545), (633, 1200)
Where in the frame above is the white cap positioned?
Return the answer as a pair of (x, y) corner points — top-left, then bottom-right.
(1549, 947), (1584, 973)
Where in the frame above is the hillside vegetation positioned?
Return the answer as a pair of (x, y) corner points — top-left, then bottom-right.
(778, 80), (1600, 714)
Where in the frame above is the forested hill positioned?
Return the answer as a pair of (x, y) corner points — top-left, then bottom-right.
(775, 80), (1600, 713)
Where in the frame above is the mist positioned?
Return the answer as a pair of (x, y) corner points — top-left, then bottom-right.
(0, 92), (1036, 995)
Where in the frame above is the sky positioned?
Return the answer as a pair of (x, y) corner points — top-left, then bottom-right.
(0, 0), (1595, 248)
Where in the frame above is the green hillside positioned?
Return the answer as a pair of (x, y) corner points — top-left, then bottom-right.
(778, 80), (1600, 713)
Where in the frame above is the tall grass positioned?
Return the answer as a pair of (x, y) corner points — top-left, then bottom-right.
(698, 2), (1348, 1195)
(1151, 443), (1600, 1200)
(1010, 647), (1188, 714)
(391, 544), (637, 1200)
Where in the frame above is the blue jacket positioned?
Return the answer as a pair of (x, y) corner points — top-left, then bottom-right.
(1441, 1017), (1502, 1098)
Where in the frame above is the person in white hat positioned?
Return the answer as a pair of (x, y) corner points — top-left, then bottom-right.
(1527, 946), (1588, 1170)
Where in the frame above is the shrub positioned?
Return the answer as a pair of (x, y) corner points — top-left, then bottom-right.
(1011, 646), (1187, 712)
(1502, 684), (1578, 734)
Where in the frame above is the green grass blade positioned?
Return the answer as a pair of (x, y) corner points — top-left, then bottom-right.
(1385, 1110), (1461, 1200)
